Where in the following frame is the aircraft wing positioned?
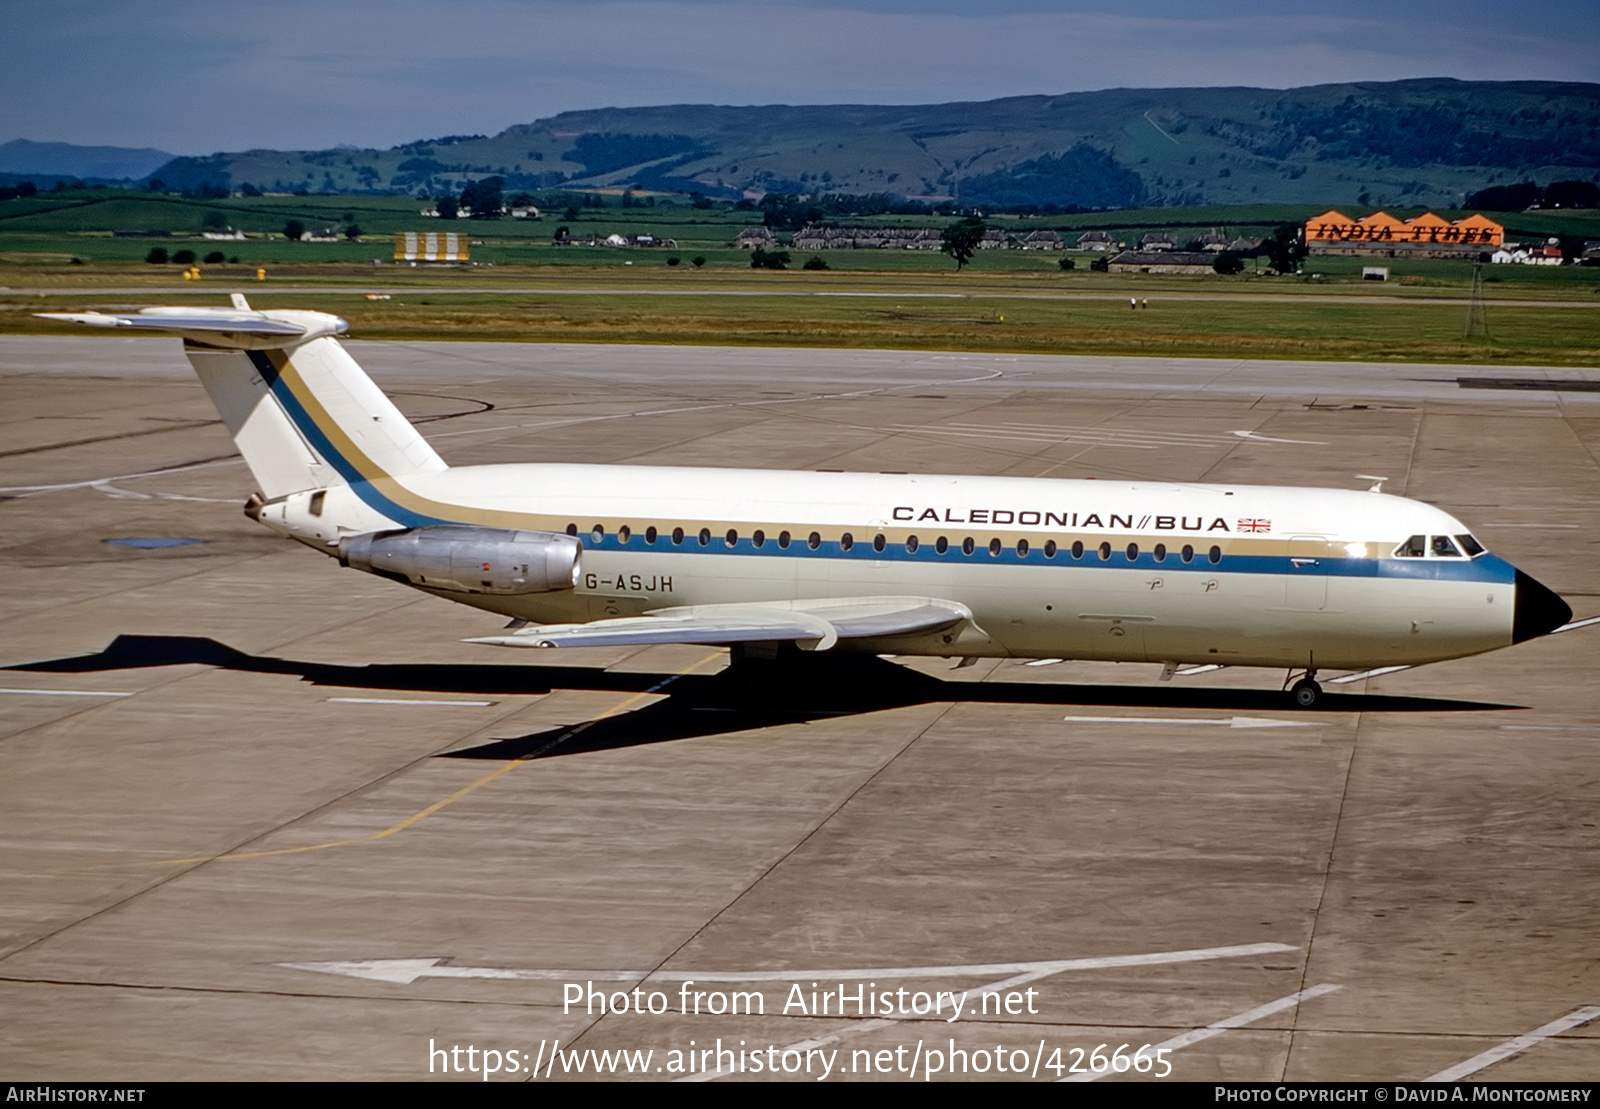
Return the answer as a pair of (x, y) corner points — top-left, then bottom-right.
(465, 596), (970, 652)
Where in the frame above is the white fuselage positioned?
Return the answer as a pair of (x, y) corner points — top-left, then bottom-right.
(261, 462), (1524, 670)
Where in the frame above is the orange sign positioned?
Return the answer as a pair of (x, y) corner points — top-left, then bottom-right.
(1305, 210), (1502, 247)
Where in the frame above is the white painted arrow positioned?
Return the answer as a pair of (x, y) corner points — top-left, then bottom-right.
(1063, 715), (1316, 729)
(281, 941), (1298, 986)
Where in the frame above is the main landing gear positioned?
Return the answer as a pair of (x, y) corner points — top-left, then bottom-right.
(1288, 670), (1322, 708)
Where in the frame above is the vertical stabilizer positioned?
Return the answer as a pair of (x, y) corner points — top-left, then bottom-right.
(36, 305), (448, 501)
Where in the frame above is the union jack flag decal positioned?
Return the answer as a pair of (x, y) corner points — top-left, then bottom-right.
(1237, 518), (1272, 533)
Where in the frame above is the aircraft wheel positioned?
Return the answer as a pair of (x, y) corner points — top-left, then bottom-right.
(1291, 678), (1321, 708)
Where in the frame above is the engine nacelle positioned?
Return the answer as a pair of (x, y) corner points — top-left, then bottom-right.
(339, 526), (581, 596)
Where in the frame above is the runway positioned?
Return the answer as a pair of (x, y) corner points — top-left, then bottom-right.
(1, 335), (1597, 1081)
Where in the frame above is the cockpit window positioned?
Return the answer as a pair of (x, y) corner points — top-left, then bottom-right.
(1395, 534), (1427, 558)
(1456, 533), (1485, 557)
(1431, 535), (1462, 558)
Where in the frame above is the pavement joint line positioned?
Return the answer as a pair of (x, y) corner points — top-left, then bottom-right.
(1424, 1005), (1600, 1082)
(159, 650), (724, 865)
(327, 697), (497, 706)
(1060, 983), (1343, 1083)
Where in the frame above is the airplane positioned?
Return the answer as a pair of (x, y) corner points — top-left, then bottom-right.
(39, 297), (1572, 708)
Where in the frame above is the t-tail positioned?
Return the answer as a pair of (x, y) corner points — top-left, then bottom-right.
(38, 296), (445, 548)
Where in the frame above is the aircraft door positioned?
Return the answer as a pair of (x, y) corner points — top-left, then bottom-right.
(1285, 535), (1329, 611)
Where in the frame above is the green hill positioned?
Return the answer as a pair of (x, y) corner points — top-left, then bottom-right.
(143, 78), (1600, 210)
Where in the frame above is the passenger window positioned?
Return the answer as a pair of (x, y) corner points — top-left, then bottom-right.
(1431, 535), (1462, 557)
(961, 537), (975, 555)
(1181, 544), (1194, 563)
(873, 533), (886, 553)
(1208, 545), (1222, 564)
(840, 532), (854, 551)
(1395, 534), (1426, 557)
(935, 536), (949, 554)
(1071, 541), (1084, 559)
(1098, 542), (1111, 561)
(1126, 542), (1139, 561)
(752, 530), (765, 548)
(988, 538), (1002, 556)
(807, 531), (821, 550)
(906, 535), (919, 553)
(645, 526), (657, 544)
(725, 529), (738, 548)
(566, 523), (577, 536)
(1016, 538), (1029, 557)
(778, 531), (791, 548)
(1456, 533), (1484, 557)
(618, 525), (631, 544)
(698, 528), (710, 546)
(671, 527), (684, 545)
(1044, 540), (1057, 558)
(1153, 543), (1166, 562)
(591, 524), (605, 543)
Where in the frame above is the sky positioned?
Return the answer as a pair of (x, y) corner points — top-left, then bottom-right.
(4, 0), (1598, 155)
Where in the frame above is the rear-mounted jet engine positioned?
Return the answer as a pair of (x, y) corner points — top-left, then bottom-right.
(339, 527), (581, 596)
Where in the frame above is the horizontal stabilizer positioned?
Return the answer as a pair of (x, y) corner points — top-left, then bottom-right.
(467, 596), (970, 652)
(37, 311), (306, 335)
(36, 306), (345, 349)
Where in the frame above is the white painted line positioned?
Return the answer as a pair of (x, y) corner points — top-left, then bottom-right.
(1553, 615), (1600, 634)
(1175, 664), (1226, 676)
(283, 942), (1299, 986)
(1231, 430), (1326, 445)
(674, 944), (1301, 1084)
(1327, 665), (1412, 685)
(1424, 1005), (1600, 1082)
(1501, 725), (1600, 733)
(1061, 983), (1342, 1083)
(327, 697), (496, 707)
(1064, 715), (1315, 730)
(0, 687), (133, 698)
(1024, 658), (1063, 667)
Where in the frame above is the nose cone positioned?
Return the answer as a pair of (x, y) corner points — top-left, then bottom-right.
(1513, 570), (1572, 643)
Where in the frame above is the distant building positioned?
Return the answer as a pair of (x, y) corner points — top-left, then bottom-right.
(299, 228), (340, 243)
(393, 231), (468, 261)
(201, 229), (247, 241)
(789, 225), (943, 249)
(1304, 210), (1503, 259)
(1021, 230), (1063, 250)
(1076, 231), (1118, 251)
(1190, 231), (1229, 252)
(1138, 232), (1175, 252)
(1106, 250), (1216, 275)
(735, 227), (777, 249)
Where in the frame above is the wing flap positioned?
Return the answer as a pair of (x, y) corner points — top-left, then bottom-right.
(466, 596), (970, 651)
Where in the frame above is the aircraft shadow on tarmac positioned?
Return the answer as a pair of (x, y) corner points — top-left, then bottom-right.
(8, 634), (1519, 760)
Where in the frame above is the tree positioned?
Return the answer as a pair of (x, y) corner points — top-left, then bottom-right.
(460, 176), (503, 219)
(171, 249), (196, 265)
(344, 224), (362, 241)
(1261, 223), (1305, 274)
(144, 247), (169, 264)
(1213, 251), (1245, 275)
(203, 251), (226, 264)
(1057, 256), (1075, 271)
(691, 256), (706, 268)
(803, 256), (830, 270)
(750, 248), (790, 270)
(941, 216), (986, 269)
(283, 220), (305, 241)
(436, 196), (459, 220)
(202, 210), (229, 230)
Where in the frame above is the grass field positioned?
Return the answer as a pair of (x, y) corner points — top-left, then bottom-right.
(3, 191), (1597, 365)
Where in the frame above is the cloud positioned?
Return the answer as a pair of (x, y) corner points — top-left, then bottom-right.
(2, 0), (1595, 152)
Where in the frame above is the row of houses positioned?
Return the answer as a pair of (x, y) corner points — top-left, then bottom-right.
(735, 226), (1258, 253)
(553, 231), (679, 248)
